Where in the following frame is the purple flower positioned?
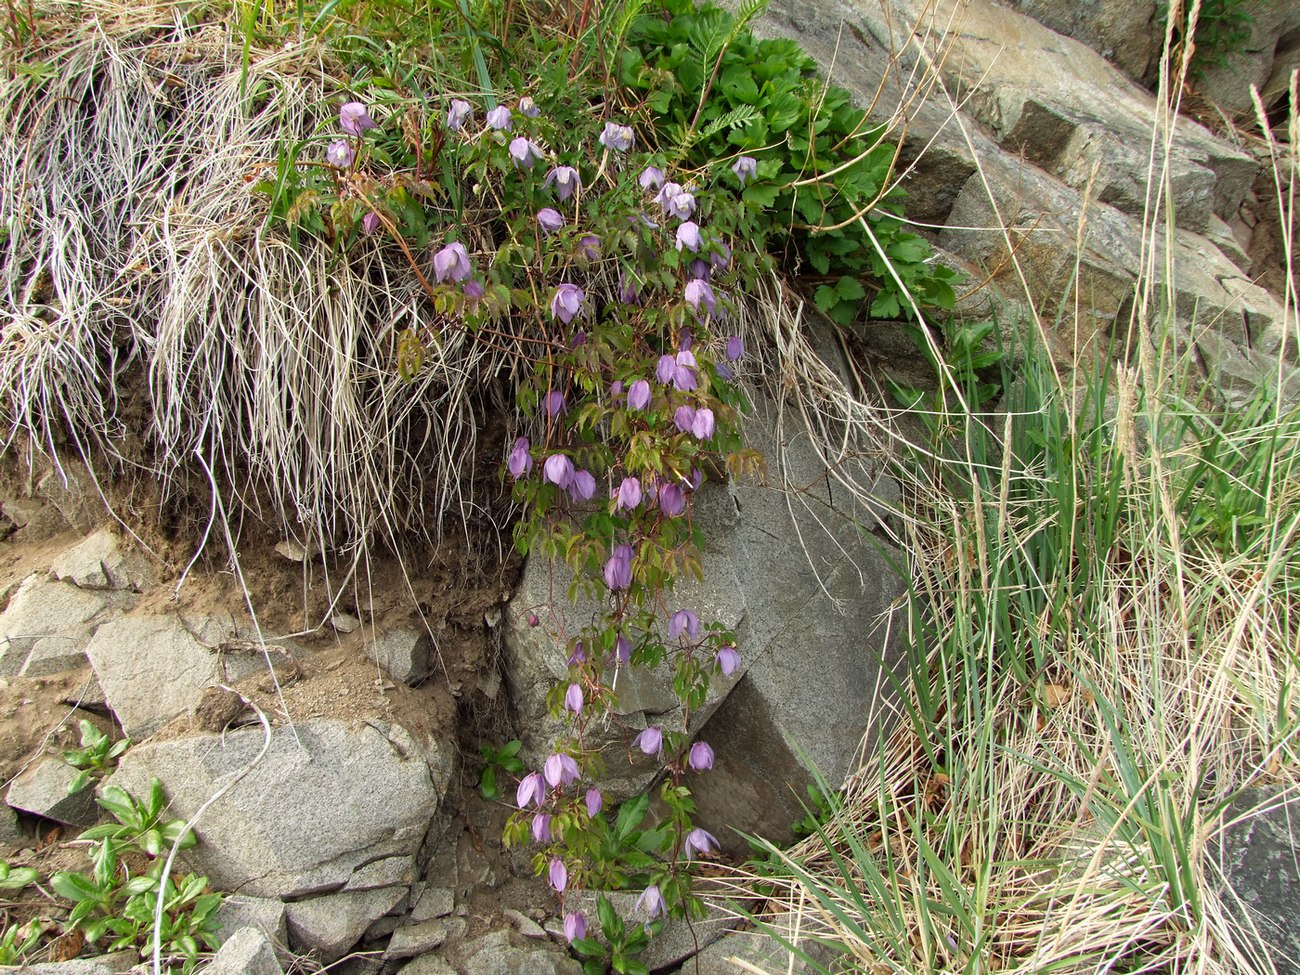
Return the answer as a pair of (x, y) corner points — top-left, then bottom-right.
(658, 482), (685, 517)
(564, 911), (586, 943)
(578, 234), (601, 261)
(544, 752), (581, 787)
(537, 208), (565, 234)
(672, 349), (698, 392)
(633, 726), (662, 756)
(669, 609), (700, 641)
(689, 259), (711, 280)
(673, 405), (696, 434)
(603, 544), (634, 591)
(527, 611), (540, 628)
(545, 166), (581, 201)
(569, 469), (597, 502)
(543, 390), (566, 418)
(710, 241), (732, 270)
(657, 182), (696, 220)
(688, 467), (704, 490)
(433, 242), (472, 283)
(339, 102), (376, 137)
(508, 437), (532, 479)
(684, 278), (716, 317)
(509, 137), (543, 169)
(532, 813), (552, 843)
(543, 454), (574, 488)
(446, 99), (473, 131)
(486, 105), (513, 130)
(463, 280), (485, 307)
(715, 645), (741, 675)
(550, 284), (585, 324)
(326, 139), (353, 168)
(688, 741), (715, 771)
(627, 379), (651, 410)
(675, 221), (703, 253)
(725, 335), (744, 361)
(635, 884), (665, 919)
(565, 683), (584, 714)
(598, 122), (635, 151)
(518, 95), (540, 117)
(516, 771), (546, 808)
(362, 212), (381, 234)
(683, 827), (719, 860)
(656, 355), (676, 385)
(610, 380), (625, 399)
(548, 858), (568, 892)
(568, 641), (586, 666)
(615, 476), (642, 510)
(732, 155), (758, 185)
(692, 408), (715, 440)
(639, 166), (665, 191)
(585, 788), (603, 817)
(618, 271), (643, 305)
(614, 634), (632, 665)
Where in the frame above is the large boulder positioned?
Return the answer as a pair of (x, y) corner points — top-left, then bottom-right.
(107, 718), (454, 899)
(999, 0), (1160, 85)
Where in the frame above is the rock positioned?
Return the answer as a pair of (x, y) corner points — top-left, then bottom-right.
(445, 929), (582, 975)
(274, 538), (320, 562)
(214, 895), (289, 955)
(385, 917), (468, 960)
(50, 529), (155, 592)
(572, 889), (733, 969)
(1192, 1), (1300, 117)
(688, 925), (836, 975)
(1001, 0), (1160, 84)
(0, 576), (121, 678)
(503, 909), (546, 939)
(332, 613), (361, 634)
(410, 885), (455, 921)
(398, 956), (457, 975)
(24, 954), (137, 975)
(85, 615), (216, 738)
(206, 926), (283, 975)
(0, 804), (27, 846)
(36, 461), (107, 535)
(1193, 331), (1300, 409)
(365, 626), (433, 685)
(107, 718), (453, 899)
(5, 758), (99, 828)
(286, 887), (408, 964)
(343, 855), (417, 891)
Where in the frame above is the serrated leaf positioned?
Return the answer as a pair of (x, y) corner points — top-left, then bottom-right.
(813, 284), (839, 313)
(835, 276), (866, 301)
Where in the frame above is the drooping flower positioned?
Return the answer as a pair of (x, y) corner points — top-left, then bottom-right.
(578, 234), (601, 261)
(568, 641), (586, 666)
(672, 349), (698, 392)
(610, 380), (625, 399)
(565, 683), (584, 714)
(684, 278), (716, 318)
(657, 182), (696, 220)
(627, 379), (651, 410)
(486, 105), (513, 130)
(362, 212), (381, 234)
(618, 271), (643, 305)
(692, 408), (715, 441)
(538, 208), (565, 234)
(541, 391), (564, 419)
(446, 99), (473, 131)
(683, 827), (719, 860)
(509, 137), (543, 169)
(658, 482), (685, 517)
(508, 438), (532, 479)
(603, 544), (634, 591)
(614, 634), (632, 665)
(598, 122), (635, 151)
(673, 405), (696, 434)
(545, 166), (581, 201)
(732, 155), (758, 185)
(564, 911), (586, 943)
(639, 166), (665, 191)
(568, 470), (597, 502)
(725, 335), (744, 361)
(715, 645), (741, 675)
(688, 741), (715, 771)
(518, 95), (541, 117)
(675, 221), (703, 252)
(516, 771), (546, 808)
(326, 139), (354, 168)
(635, 884), (665, 919)
(339, 102), (376, 137)
(688, 467), (703, 490)
(615, 476), (642, 511)
(655, 355), (676, 385)
(543, 454), (574, 488)
(550, 284), (585, 324)
(433, 242), (472, 283)
(669, 609), (700, 641)
(548, 858), (568, 892)
(633, 726), (662, 756)
(532, 813), (552, 843)
(689, 259), (711, 280)
(585, 788), (603, 817)
(544, 752), (581, 787)
(710, 241), (732, 270)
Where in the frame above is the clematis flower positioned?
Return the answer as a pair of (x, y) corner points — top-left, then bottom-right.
(639, 166), (665, 191)
(564, 911), (586, 943)
(614, 634), (632, 665)
(509, 137), (543, 169)
(433, 242), (472, 283)
(683, 827), (719, 859)
(715, 645), (741, 675)
(627, 379), (651, 410)
(532, 813), (552, 843)
(326, 139), (353, 168)
(658, 482), (685, 517)
(585, 788), (603, 817)
(603, 544), (634, 591)
(675, 221), (703, 252)
(565, 683), (584, 714)
(516, 771), (546, 808)
(688, 741), (715, 771)
(684, 278), (716, 317)
(615, 476), (642, 510)
(635, 884), (665, 919)
(486, 105), (513, 130)
(578, 234), (601, 261)
(655, 354), (676, 384)
(463, 280), (485, 308)
(710, 241), (732, 270)
(568, 642), (586, 666)
(598, 122), (635, 151)
(339, 102), (376, 137)
(518, 95), (540, 117)
(692, 408), (715, 441)
(548, 858), (567, 892)
(508, 437), (532, 479)
(689, 259), (711, 280)
(618, 271), (643, 305)
(657, 182), (696, 220)
(669, 608), (700, 640)
(362, 212), (381, 234)
(446, 99), (473, 131)
(537, 208), (565, 234)
(543, 454), (574, 488)
(609, 380), (625, 399)
(543, 390), (565, 418)
(633, 726), (663, 756)
(544, 752), (581, 787)
(673, 349), (698, 392)
(550, 284), (584, 324)
(725, 335), (744, 361)
(545, 166), (581, 201)
(568, 469), (597, 502)
(732, 155), (758, 184)
(673, 405), (696, 434)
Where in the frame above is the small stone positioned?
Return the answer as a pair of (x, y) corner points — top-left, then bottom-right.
(385, 917), (464, 960)
(6, 758), (98, 828)
(206, 926), (283, 975)
(364, 627), (432, 685)
(50, 529), (155, 592)
(332, 613), (361, 634)
(286, 888), (408, 964)
(503, 909), (545, 939)
(274, 539), (319, 562)
(410, 885), (454, 921)
(396, 956), (456, 975)
(0, 804), (27, 847)
(214, 895), (288, 955)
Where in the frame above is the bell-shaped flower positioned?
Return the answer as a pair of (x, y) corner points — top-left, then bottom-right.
(516, 771), (546, 808)
(532, 813), (552, 843)
(675, 221), (703, 253)
(585, 788), (603, 817)
(639, 166), (665, 191)
(543, 454), (574, 488)
(673, 405), (696, 434)
(598, 122), (635, 151)
(683, 827), (719, 860)
(548, 858), (568, 892)
(564, 911), (586, 943)
(672, 350), (698, 392)
(339, 102), (376, 137)
(518, 95), (540, 117)
(446, 99), (473, 131)
(689, 259), (710, 280)
(603, 544), (633, 591)
(627, 379), (651, 410)
(658, 482), (685, 517)
(543, 390), (565, 417)
(568, 469), (597, 502)
(688, 741), (715, 771)
(568, 641), (586, 666)
(710, 241), (732, 270)
(610, 380), (625, 400)
(550, 284), (585, 324)
(614, 634), (632, 665)
(327, 139), (354, 168)
(655, 181), (681, 209)
(669, 608), (700, 640)
(509, 136), (543, 169)
(657, 182), (696, 220)
(725, 335), (744, 361)
(463, 280), (485, 308)
(618, 271), (643, 305)
(362, 212), (381, 234)
(692, 408), (715, 441)
(508, 437), (532, 479)
(684, 278), (716, 318)
(715, 645), (741, 675)
(565, 683), (584, 714)
(544, 752), (580, 787)
(635, 884), (665, 919)
(433, 242), (472, 283)
(578, 234), (601, 261)
(486, 105), (513, 130)
(545, 166), (581, 201)
(732, 155), (758, 185)
(633, 726), (662, 756)
(538, 208), (565, 234)
(615, 476), (642, 511)
(655, 354), (676, 385)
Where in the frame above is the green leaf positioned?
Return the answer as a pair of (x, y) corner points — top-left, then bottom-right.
(66, 770), (92, 795)
(813, 285), (839, 314)
(614, 794), (649, 844)
(479, 766), (498, 800)
(835, 276), (866, 301)
(51, 871), (101, 902)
